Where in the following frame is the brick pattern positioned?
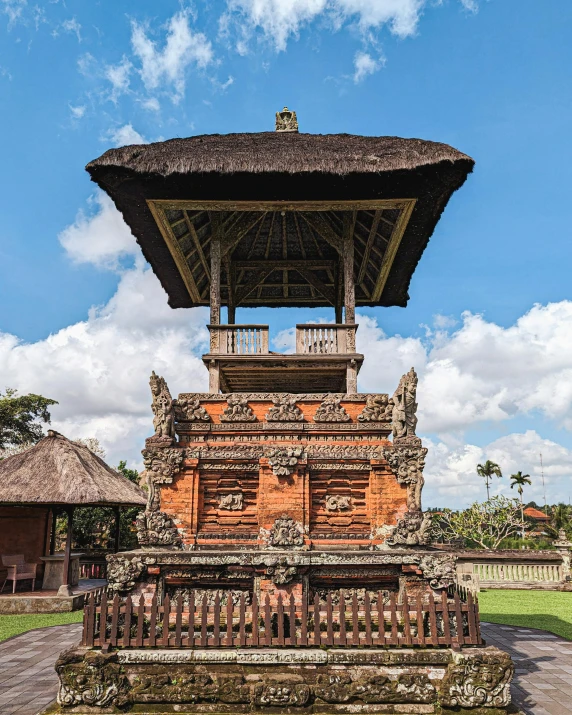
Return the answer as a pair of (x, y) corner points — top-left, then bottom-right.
(310, 471), (369, 533)
(198, 471), (258, 533)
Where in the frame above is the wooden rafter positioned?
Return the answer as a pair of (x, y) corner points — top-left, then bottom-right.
(293, 268), (336, 306)
(234, 267), (276, 306)
(357, 210), (382, 284)
(298, 212), (343, 254)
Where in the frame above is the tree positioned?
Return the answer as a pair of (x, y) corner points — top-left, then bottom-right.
(74, 437), (106, 458)
(510, 471), (531, 538)
(435, 496), (526, 550)
(476, 460), (503, 500)
(0, 388), (58, 450)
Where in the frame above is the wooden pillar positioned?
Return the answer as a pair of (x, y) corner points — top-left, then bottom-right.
(209, 359), (220, 393)
(58, 506), (74, 596)
(225, 255), (236, 324)
(114, 506), (121, 553)
(49, 506), (57, 555)
(210, 214), (221, 326)
(343, 214), (355, 324)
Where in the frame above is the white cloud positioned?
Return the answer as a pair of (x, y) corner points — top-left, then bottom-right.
(140, 97), (160, 112)
(131, 10), (214, 104)
(222, 0), (477, 53)
(353, 50), (383, 82)
(105, 56), (132, 103)
(105, 123), (147, 147)
(69, 103), (86, 119)
(0, 264), (209, 469)
(357, 303), (572, 436)
(423, 431), (572, 508)
(58, 192), (139, 269)
(1, 0), (27, 27)
(61, 17), (81, 41)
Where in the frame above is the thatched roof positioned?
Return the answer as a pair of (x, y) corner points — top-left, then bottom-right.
(0, 431), (147, 507)
(87, 133), (472, 178)
(86, 132), (474, 310)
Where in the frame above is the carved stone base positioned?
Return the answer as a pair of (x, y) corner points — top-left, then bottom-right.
(55, 646), (513, 713)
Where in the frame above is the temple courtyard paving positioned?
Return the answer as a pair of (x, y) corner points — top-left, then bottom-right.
(0, 622), (570, 714)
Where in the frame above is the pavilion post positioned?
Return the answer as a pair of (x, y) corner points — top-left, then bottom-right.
(58, 506), (74, 597)
(343, 214), (355, 325)
(210, 215), (222, 326)
(114, 506), (121, 553)
(49, 506), (57, 555)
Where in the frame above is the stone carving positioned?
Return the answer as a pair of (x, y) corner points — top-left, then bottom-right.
(254, 682), (310, 706)
(106, 554), (156, 592)
(265, 556), (298, 585)
(267, 447), (303, 476)
(265, 395), (304, 422)
(218, 493), (243, 511)
(311, 463), (370, 471)
(386, 511), (432, 547)
(358, 394), (393, 422)
(314, 396), (350, 423)
(313, 588), (392, 606)
(325, 494), (351, 511)
(169, 587), (251, 607)
(150, 371), (175, 439)
(217, 677), (252, 704)
(130, 671), (217, 703)
(440, 648), (514, 708)
(200, 463), (259, 472)
(384, 445), (428, 511)
(175, 395), (210, 422)
(315, 673), (435, 704)
(275, 106), (299, 133)
(136, 510), (182, 548)
(57, 651), (128, 708)
(418, 553), (457, 591)
(199, 446), (264, 459)
(308, 444), (383, 459)
(268, 515), (304, 548)
(392, 367), (419, 442)
(220, 395), (256, 422)
(141, 447), (185, 510)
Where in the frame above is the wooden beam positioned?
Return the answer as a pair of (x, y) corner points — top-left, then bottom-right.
(371, 201), (416, 301)
(343, 212), (356, 324)
(298, 212), (343, 253)
(234, 267), (275, 306)
(209, 212), (222, 325)
(151, 199), (416, 212)
(294, 267), (336, 306)
(357, 210), (382, 284)
(234, 260), (336, 270)
(184, 213), (211, 281)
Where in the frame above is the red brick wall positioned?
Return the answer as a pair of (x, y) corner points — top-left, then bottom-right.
(0, 506), (51, 580)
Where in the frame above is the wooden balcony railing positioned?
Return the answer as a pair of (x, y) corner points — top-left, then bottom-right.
(208, 325), (269, 355)
(82, 589), (481, 649)
(295, 324), (356, 355)
(207, 324), (357, 356)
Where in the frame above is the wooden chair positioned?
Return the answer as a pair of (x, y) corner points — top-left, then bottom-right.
(1, 554), (38, 594)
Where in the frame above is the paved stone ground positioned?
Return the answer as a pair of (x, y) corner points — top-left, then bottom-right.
(1, 621), (572, 714)
(0, 624), (81, 715)
(483, 622), (572, 714)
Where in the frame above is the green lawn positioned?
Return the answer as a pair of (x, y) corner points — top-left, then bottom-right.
(0, 611), (83, 643)
(479, 589), (572, 640)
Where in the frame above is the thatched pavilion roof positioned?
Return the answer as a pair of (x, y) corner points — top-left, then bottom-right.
(87, 132), (474, 311)
(0, 431), (147, 507)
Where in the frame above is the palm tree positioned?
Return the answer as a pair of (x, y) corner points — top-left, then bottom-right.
(510, 471), (531, 539)
(477, 460), (503, 500)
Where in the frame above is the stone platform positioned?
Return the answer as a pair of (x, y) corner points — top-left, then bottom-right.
(0, 580), (106, 614)
(55, 645), (513, 714)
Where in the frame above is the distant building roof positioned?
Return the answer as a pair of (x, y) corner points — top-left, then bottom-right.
(524, 507), (550, 521)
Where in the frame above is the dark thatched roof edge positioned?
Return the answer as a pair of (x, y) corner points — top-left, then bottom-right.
(86, 132), (474, 179)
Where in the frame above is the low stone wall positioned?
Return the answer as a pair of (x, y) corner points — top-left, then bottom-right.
(55, 646), (514, 714)
(455, 547), (572, 592)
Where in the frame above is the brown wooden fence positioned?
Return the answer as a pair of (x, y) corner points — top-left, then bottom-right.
(82, 589), (481, 649)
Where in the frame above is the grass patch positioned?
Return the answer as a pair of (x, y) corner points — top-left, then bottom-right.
(479, 589), (572, 640)
(0, 611), (83, 643)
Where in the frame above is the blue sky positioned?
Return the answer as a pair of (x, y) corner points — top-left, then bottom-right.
(1, 0), (572, 507)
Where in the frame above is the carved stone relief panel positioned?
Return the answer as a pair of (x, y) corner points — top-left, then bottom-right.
(218, 493), (244, 511)
(314, 396), (351, 423)
(199, 472), (258, 534)
(220, 396), (256, 422)
(267, 515), (305, 548)
(266, 447), (304, 477)
(265, 396), (304, 422)
(325, 494), (352, 511)
(358, 394), (393, 422)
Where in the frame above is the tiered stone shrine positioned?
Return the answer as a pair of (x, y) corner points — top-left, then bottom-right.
(55, 112), (514, 714)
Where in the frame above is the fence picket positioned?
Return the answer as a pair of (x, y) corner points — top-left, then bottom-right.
(466, 591), (478, 643)
(351, 592), (359, 646)
(162, 595), (171, 647)
(427, 592), (438, 647)
(402, 592), (412, 646)
(226, 595), (234, 647)
(326, 594), (334, 646)
(264, 595), (272, 646)
(313, 594), (320, 646)
(213, 593), (221, 647)
(99, 591), (108, 649)
(200, 594), (208, 647)
(454, 592), (464, 647)
(252, 594), (259, 647)
(277, 595), (285, 646)
(175, 595), (183, 648)
(123, 596), (132, 648)
(339, 591), (347, 646)
(440, 590), (451, 645)
(289, 594), (296, 646)
(415, 595), (425, 646)
(136, 594), (145, 647)
(149, 593), (157, 648)
(187, 590), (195, 647)
(389, 592), (398, 645)
(364, 591), (373, 646)
(239, 593), (246, 647)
